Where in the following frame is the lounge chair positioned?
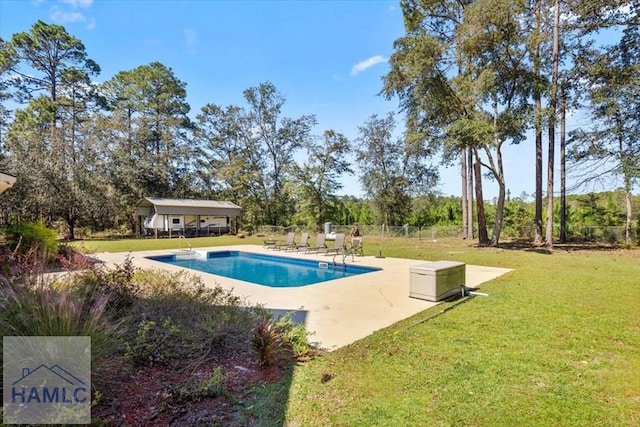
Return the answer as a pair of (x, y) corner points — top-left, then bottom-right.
(263, 237), (278, 249)
(287, 232), (310, 251)
(305, 233), (327, 253)
(318, 233), (345, 255)
(273, 232), (296, 250)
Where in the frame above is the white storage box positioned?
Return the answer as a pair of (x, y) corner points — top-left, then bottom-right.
(410, 261), (466, 302)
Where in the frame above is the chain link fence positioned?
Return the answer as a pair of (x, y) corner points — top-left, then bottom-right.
(255, 224), (637, 244)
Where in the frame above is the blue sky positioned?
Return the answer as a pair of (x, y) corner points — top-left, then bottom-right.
(0, 0), (612, 200)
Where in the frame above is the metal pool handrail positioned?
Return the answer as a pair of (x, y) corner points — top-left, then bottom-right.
(178, 235), (192, 252)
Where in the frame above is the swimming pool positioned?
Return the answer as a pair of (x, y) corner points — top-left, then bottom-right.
(146, 251), (381, 287)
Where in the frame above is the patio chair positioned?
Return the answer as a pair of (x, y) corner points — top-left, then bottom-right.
(305, 233), (327, 253)
(349, 236), (364, 256)
(318, 233), (346, 255)
(273, 232), (296, 250)
(288, 232), (310, 251)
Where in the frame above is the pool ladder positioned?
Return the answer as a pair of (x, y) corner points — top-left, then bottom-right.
(332, 250), (353, 270)
(178, 235), (192, 252)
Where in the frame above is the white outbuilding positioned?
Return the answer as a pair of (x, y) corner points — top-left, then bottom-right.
(0, 172), (17, 195)
(137, 197), (242, 238)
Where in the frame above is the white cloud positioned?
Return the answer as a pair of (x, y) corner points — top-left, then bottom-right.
(49, 0), (95, 28)
(59, 0), (93, 8)
(184, 28), (197, 54)
(50, 8), (86, 24)
(350, 55), (387, 76)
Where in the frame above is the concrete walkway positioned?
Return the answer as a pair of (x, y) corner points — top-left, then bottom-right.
(94, 245), (512, 351)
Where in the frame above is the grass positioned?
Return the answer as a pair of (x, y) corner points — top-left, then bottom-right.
(72, 234), (640, 426)
(71, 235), (245, 253)
(286, 241), (640, 426)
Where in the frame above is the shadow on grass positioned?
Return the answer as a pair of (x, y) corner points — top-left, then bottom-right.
(495, 239), (623, 252)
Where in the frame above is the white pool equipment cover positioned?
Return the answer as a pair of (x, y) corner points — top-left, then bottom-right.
(410, 261), (466, 302)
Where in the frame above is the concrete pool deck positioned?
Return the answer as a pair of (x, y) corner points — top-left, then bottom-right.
(94, 245), (513, 351)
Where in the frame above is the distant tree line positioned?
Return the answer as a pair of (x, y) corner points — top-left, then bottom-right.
(1, 9), (638, 246)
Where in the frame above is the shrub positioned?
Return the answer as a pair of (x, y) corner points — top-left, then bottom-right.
(7, 221), (59, 261)
(121, 269), (260, 367)
(0, 278), (126, 398)
(125, 317), (180, 367)
(251, 316), (291, 366)
(275, 313), (311, 358)
(70, 256), (141, 315)
(0, 245), (45, 283)
(55, 244), (94, 270)
(251, 312), (313, 366)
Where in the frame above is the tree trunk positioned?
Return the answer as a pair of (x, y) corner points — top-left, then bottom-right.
(617, 115), (633, 243)
(467, 147), (474, 239)
(490, 101), (506, 247)
(461, 147), (468, 239)
(545, 0), (561, 251)
(67, 221), (75, 241)
(560, 82), (567, 243)
(625, 188), (632, 242)
(533, 0), (544, 246)
(473, 148), (489, 245)
(491, 181), (506, 247)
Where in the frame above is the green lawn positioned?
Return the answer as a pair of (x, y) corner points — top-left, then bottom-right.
(71, 234), (249, 253)
(73, 235), (640, 426)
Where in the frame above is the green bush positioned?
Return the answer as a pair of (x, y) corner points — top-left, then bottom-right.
(7, 221), (59, 260)
(251, 313), (312, 366)
(123, 269), (261, 367)
(276, 313), (311, 358)
(125, 318), (180, 367)
(251, 316), (290, 366)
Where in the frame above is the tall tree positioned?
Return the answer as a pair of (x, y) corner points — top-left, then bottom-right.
(195, 103), (252, 202)
(242, 82), (316, 226)
(194, 82), (316, 227)
(100, 62), (193, 229)
(529, 0), (546, 245)
(292, 130), (353, 230)
(569, 25), (640, 242)
(457, 0), (533, 245)
(383, 0), (479, 238)
(1, 21), (101, 235)
(355, 113), (437, 227)
(545, 0), (561, 250)
(194, 102), (268, 226)
(0, 37), (16, 153)
(1, 20), (99, 104)
(559, 80), (567, 243)
(3, 99), (54, 222)
(385, 0), (531, 245)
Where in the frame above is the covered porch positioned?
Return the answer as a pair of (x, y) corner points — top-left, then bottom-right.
(137, 197), (242, 238)
(0, 172), (17, 195)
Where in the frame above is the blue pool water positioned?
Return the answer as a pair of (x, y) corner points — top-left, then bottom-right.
(146, 251), (381, 288)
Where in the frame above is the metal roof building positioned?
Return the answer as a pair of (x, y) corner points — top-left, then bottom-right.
(0, 172), (17, 195)
(137, 197), (242, 237)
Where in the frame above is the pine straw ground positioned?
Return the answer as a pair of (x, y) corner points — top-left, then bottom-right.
(94, 353), (292, 426)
